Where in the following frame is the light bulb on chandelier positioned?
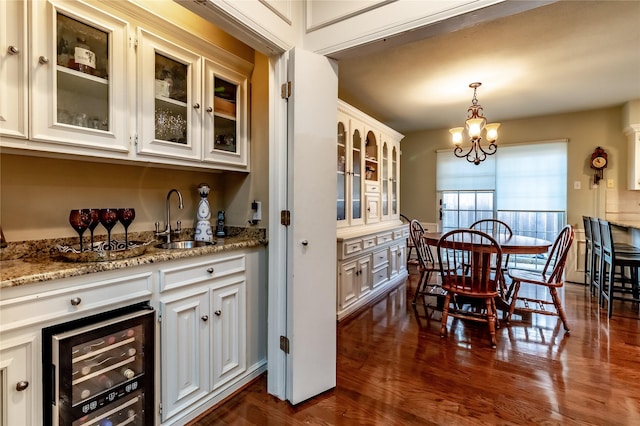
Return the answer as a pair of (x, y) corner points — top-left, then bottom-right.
(449, 82), (500, 165)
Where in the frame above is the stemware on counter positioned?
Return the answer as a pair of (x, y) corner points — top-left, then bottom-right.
(68, 208), (135, 252)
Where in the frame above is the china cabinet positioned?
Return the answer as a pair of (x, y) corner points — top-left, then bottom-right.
(0, 334), (37, 426)
(336, 100), (405, 320)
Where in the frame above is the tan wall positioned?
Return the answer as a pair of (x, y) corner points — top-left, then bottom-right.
(400, 105), (630, 229)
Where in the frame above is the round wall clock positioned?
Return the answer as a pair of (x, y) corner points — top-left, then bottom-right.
(590, 146), (608, 184)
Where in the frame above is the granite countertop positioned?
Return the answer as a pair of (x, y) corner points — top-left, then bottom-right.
(0, 227), (267, 289)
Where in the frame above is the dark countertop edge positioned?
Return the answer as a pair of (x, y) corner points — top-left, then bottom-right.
(609, 221), (640, 231)
(1, 237), (267, 290)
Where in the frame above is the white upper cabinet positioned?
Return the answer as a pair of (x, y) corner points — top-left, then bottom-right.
(0, 0), (28, 140)
(137, 28), (202, 162)
(30, 0), (130, 153)
(203, 59), (249, 168)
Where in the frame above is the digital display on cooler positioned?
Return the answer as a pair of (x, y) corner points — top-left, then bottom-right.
(73, 377), (141, 418)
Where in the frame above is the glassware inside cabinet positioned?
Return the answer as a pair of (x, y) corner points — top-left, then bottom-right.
(56, 13), (110, 131)
(154, 53), (188, 144)
(213, 77), (238, 153)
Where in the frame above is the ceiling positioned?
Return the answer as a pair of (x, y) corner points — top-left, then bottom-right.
(334, 0), (640, 134)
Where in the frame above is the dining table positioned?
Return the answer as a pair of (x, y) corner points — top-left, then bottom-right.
(422, 231), (553, 312)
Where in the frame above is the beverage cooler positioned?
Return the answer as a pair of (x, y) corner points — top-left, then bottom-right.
(42, 304), (155, 426)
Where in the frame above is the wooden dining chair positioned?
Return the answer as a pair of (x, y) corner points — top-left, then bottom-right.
(409, 219), (442, 306)
(582, 216), (593, 287)
(437, 229), (502, 348)
(589, 217), (603, 299)
(506, 225), (574, 333)
(470, 218), (513, 272)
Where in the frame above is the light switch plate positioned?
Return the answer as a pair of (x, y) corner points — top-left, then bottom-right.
(607, 179), (614, 188)
(574, 181), (581, 190)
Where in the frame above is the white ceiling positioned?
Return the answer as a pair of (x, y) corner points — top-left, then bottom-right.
(334, 0), (640, 134)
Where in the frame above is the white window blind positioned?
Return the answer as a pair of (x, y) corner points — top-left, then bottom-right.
(496, 142), (567, 211)
(436, 150), (496, 190)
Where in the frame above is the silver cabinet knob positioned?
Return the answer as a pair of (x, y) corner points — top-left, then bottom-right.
(7, 46), (19, 55)
(301, 240), (309, 246)
(206, 106), (213, 112)
(201, 315), (209, 322)
(193, 103), (200, 109)
(38, 56), (49, 64)
(16, 381), (29, 391)
(214, 310), (221, 316)
(206, 267), (214, 273)
(70, 297), (81, 306)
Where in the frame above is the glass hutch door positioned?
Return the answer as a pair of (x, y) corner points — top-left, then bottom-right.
(351, 128), (363, 224)
(31, 1), (129, 152)
(337, 122), (347, 222)
(392, 146), (398, 216)
(381, 142), (389, 217)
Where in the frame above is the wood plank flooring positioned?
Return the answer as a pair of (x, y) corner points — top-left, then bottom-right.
(189, 266), (640, 425)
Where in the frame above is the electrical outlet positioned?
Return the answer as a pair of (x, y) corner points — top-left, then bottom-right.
(574, 181), (581, 190)
(607, 179), (614, 188)
(252, 201), (262, 221)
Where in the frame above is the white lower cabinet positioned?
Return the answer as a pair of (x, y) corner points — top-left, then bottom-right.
(158, 253), (248, 423)
(336, 224), (408, 321)
(0, 334), (37, 426)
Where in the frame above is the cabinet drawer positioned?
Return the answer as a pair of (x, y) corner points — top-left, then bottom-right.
(376, 232), (393, 245)
(372, 267), (389, 288)
(343, 240), (363, 256)
(159, 254), (246, 292)
(393, 229), (408, 240)
(372, 249), (388, 269)
(365, 183), (380, 193)
(363, 237), (376, 250)
(0, 272), (153, 332)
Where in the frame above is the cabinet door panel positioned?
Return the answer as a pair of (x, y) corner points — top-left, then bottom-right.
(203, 59), (249, 168)
(211, 280), (246, 390)
(160, 290), (209, 421)
(30, 0), (129, 152)
(137, 28), (202, 161)
(0, 336), (36, 426)
(0, 0), (28, 140)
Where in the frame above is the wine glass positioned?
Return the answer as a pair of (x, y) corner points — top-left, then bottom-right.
(99, 208), (118, 250)
(85, 209), (100, 250)
(69, 209), (90, 253)
(117, 208), (136, 247)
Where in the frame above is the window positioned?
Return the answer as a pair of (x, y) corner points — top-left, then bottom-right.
(437, 140), (567, 269)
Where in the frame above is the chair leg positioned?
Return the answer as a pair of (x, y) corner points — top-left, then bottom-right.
(412, 270), (427, 305)
(485, 297), (497, 348)
(506, 280), (521, 323)
(549, 287), (570, 333)
(440, 293), (452, 338)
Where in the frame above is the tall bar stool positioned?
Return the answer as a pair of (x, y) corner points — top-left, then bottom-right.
(599, 219), (640, 317)
(582, 216), (593, 287)
(589, 217), (603, 299)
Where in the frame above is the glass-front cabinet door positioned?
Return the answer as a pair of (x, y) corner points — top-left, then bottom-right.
(351, 126), (364, 226)
(381, 142), (389, 218)
(31, 0), (129, 152)
(138, 28), (202, 161)
(337, 114), (365, 227)
(203, 59), (248, 168)
(337, 121), (347, 223)
(391, 145), (399, 217)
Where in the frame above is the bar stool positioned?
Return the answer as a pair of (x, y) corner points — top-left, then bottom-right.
(582, 216), (593, 287)
(589, 217), (603, 299)
(599, 219), (640, 317)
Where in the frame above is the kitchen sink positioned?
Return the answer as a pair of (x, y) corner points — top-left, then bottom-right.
(154, 240), (216, 250)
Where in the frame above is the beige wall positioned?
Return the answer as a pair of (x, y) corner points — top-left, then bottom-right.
(400, 105), (631, 229)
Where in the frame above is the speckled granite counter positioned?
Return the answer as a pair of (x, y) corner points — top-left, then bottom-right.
(0, 227), (267, 289)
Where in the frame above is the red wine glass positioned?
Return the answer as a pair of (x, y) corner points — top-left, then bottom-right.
(69, 209), (90, 252)
(84, 208), (100, 250)
(117, 208), (135, 247)
(99, 208), (118, 250)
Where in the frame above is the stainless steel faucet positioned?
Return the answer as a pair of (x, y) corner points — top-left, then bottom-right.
(155, 189), (184, 243)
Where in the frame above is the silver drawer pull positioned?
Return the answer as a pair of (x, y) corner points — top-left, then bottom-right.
(206, 106), (213, 112)
(193, 103), (200, 109)
(70, 297), (82, 306)
(214, 310), (222, 316)
(39, 55), (49, 64)
(8, 46), (19, 55)
(16, 381), (29, 391)
(201, 315), (209, 322)
(206, 267), (214, 273)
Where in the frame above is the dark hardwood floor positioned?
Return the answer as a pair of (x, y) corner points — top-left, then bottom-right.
(190, 265), (640, 425)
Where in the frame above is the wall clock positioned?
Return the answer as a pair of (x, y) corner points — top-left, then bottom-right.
(590, 146), (608, 185)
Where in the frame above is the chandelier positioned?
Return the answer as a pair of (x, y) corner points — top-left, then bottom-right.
(449, 82), (500, 165)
